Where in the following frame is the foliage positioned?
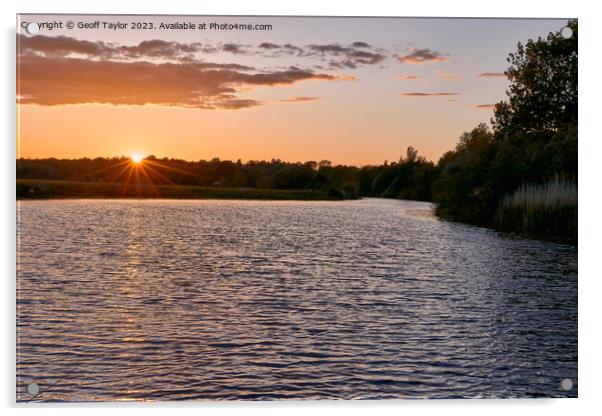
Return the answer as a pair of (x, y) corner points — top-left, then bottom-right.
(17, 146), (438, 203)
(432, 124), (498, 225)
(433, 20), (577, 242)
(16, 179), (342, 201)
(495, 177), (577, 242)
(492, 19), (577, 140)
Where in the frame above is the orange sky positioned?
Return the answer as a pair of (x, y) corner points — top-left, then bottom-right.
(17, 15), (567, 165)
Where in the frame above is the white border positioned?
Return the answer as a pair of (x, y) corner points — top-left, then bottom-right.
(3, 1), (600, 415)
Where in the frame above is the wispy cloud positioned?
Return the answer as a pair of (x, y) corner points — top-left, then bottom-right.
(396, 48), (449, 64)
(250, 41), (388, 69)
(257, 42), (304, 56)
(336, 74), (358, 81)
(400, 92), (459, 97)
(18, 34), (221, 60)
(436, 69), (463, 81)
(477, 72), (505, 78)
(18, 34), (387, 71)
(446, 100), (497, 111)
(276, 96), (322, 103)
(303, 43), (387, 69)
(258, 42), (281, 50)
(222, 43), (248, 54)
(398, 75), (420, 80)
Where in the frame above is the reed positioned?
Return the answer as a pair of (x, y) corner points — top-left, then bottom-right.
(495, 177), (577, 242)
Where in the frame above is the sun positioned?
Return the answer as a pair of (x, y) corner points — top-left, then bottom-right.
(130, 153), (144, 164)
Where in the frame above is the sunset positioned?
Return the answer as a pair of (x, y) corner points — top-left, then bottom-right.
(17, 16), (566, 164)
(16, 14), (577, 403)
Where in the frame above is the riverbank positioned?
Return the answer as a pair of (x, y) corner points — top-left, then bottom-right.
(16, 179), (345, 201)
(434, 204), (577, 245)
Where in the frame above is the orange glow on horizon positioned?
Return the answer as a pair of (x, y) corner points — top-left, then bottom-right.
(18, 103), (456, 166)
(89, 155), (189, 198)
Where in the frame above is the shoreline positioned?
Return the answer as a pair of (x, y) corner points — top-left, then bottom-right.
(16, 178), (576, 245)
(16, 179), (347, 201)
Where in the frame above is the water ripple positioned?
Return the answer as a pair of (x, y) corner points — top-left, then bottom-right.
(16, 198), (577, 401)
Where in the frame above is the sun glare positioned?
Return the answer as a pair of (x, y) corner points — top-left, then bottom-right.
(131, 153), (143, 164)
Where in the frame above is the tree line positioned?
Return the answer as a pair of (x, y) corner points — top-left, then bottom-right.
(17, 149), (437, 201)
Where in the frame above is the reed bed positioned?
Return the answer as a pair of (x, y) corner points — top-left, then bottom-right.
(495, 177), (577, 242)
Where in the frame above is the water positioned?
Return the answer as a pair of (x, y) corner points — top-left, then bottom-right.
(16, 198), (577, 401)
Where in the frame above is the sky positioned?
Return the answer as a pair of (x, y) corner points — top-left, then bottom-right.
(17, 15), (568, 165)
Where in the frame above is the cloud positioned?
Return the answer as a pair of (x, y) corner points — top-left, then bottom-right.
(308, 44), (349, 54)
(119, 39), (217, 58)
(396, 48), (449, 64)
(257, 42), (304, 54)
(257, 42), (382, 69)
(399, 75), (420, 80)
(18, 53), (343, 110)
(436, 69), (463, 81)
(18, 34), (372, 110)
(19, 34), (389, 72)
(336, 74), (358, 81)
(18, 34), (114, 57)
(477, 72), (505, 78)
(18, 34), (220, 60)
(400, 92), (459, 97)
(222, 43), (247, 54)
(306, 43), (386, 69)
(276, 96), (322, 103)
(258, 42), (281, 49)
(246, 41), (386, 69)
(446, 100), (497, 110)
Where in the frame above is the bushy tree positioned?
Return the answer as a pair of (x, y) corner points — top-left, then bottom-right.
(493, 19), (577, 140)
(433, 124), (497, 224)
(434, 20), (577, 238)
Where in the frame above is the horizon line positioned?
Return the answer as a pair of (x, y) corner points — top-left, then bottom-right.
(16, 153), (438, 167)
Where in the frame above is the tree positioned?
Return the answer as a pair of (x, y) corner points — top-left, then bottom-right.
(491, 19), (578, 185)
(433, 124), (497, 224)
(434, 20), (578, 239)
(304, 161), (318, 170)
(318, 160), (332, 169)
(492, 19), (577, 140)
(403, 146), (418, 163)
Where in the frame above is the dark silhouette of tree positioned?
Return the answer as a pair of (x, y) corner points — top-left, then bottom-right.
(493, 19), (577, 140)
(304, 161), (318, 170)
(17, 146), (438, 203)
(433, 124), (496, 224)
(403, 146), (418, 163)
(434, 20), (577, 241)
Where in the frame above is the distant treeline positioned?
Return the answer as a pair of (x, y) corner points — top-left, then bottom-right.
(17, 148), (437, 201)
(17, 21), (577, 242)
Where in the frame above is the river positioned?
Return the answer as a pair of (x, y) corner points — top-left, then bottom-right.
(16, 198), (577, 401)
